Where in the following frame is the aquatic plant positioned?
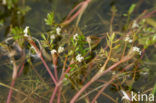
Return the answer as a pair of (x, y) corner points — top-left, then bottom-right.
(0, 0), (156, 103)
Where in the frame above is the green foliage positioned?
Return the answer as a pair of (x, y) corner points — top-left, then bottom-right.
(128, 4), (136, 15)
(11, 27), (23, 40)
(138, 21), (156, 48)
(19, 6), (31, 15)
(44, 12), (55, 26)
(6, 0), (18, 9)
(106, 33), (120, 50)
(71, 34), (89, 56)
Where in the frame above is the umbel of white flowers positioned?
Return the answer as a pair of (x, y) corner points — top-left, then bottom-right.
(76, 54), (84, 62)
(56, 27), (61, 35)
(50, 46), (65, 54)
(50, 49), (57, 55)
(50, 35), (55, 40)
(58, 46), (64, 53)
(124, 36), (133, 43)
(132, 46), (141, 55)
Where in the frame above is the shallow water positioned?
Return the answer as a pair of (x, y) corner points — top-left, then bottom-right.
(0, 0), (156, 102)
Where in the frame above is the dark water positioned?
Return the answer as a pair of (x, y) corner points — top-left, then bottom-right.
(0, 0), (156, 102)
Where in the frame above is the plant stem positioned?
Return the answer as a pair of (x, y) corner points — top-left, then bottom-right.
(49, 86), (58, 103)
(57, 87), (61, 103)
(27, 38), (57, 85)
(40, 55), (57, 85)
(7, 79), (15, 103)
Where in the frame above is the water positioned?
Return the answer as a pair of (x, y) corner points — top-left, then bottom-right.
(0, 0), (156, 102)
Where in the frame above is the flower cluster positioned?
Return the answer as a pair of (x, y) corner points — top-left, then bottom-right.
(50, 49), (57, 54)
(50, 46), (64, 55)
(73, 33), (79, 40)
(76, 54), (84, 62)
(58, 46), (64, 53)
(124, 36), (133, 43)
(50, 35), (55, 40)
(132, 46), (141, 55)
(56, 27), (61, 35)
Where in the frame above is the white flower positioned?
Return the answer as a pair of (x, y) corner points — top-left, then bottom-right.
(58, 46), (64, 53)
(56, 27), (61, 35)
(132, 20), (139, 28)
(133, 46), (141, 55)
(50, 35), (55, 40)
(24, 26), (29, 37)
(121, 90), (131, 101)
(125, 36), (130, 41)
(73, 33), (79, 40)
(76, 54), (84, 62)
(50, 49), (57, 54)
(124, 36), (133, 43)
(128, 39), (133, 43)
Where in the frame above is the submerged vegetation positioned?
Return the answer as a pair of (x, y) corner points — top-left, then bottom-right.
(0, 0), (156, 103)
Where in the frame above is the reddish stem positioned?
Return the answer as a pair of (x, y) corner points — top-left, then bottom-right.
(40, 55), (57, 85)
(61, 0), (91, 26)
(28, 39), (57, 85)
(142, 10), (156, 18)
(49, 86), (58, 103)
(66, 2), (84, 20)
(52, 54), (58, 81)
(54, 65), (58, 81)
(6, 79), (15, 103)
(18, 62), (25, 77)
(57, 87), (61, 103)
(7, 62), (24, 103)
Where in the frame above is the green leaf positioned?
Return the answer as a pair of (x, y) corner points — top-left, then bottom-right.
(70, 68), (75, 72)
(113, 44), (120, 49)
(11, 27), (23, 40)
(41, 33), (46, 40)
(128, 4), (136, 15)
(44, 12), (54, 25)
(110, 33), (115, 41)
